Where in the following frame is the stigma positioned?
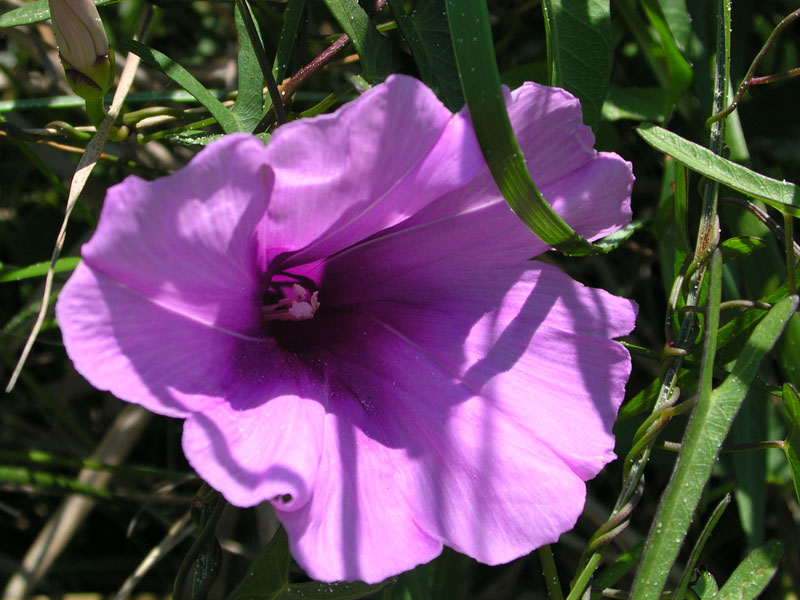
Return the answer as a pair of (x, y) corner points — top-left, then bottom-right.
(263, 283), (320, 322)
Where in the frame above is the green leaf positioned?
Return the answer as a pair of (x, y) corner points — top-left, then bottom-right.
(713, 539), (783, 600)
(631, 287), (798, 599)
(719, 237), (767, 263)
(690, 571), (719, 599)
(601, 86), (668, 122)
(446, 0), (599, 257)
(281, 579), (393, 599)
(232, 1), (265, 132)
(673, 494), (730, 600)
(227, 527), (290, 600)
(637, 123), (800, 216)
(594, 541), (644, 589)
(323, 0), (398, 81)
(655, 0), (693, 52)
(542, 0), (612, 133)
(119, 39), (241, 135)
(782, 383), (800, 505)
(639, 0), (692, 113)
(388, 0), (463, 111)
(0, 0), (118, 27)
(0, 257), (80, 283)
(272, 0), (305, 84)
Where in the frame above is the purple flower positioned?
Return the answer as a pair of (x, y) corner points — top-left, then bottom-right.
(56, 76), (636, 583)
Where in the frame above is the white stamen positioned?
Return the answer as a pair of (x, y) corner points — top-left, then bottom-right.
(263, 285), (320, 322)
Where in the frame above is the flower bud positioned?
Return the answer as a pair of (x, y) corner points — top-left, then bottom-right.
(48, 0), (114, 100)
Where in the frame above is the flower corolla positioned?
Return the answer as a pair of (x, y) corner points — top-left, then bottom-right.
(56, 75), (637, 583)
(48, 0), (114, 100)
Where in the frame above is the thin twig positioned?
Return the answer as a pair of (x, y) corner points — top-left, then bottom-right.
(707, 8), (800, 126)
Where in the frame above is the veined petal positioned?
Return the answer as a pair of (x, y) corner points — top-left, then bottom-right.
(57, 263), (325, 507)
(317, 204), (635, 533)
(183, 390), (325, 510)
(263, 75), (486, 269)
(275, 409), (443, 583)
(80, 134), (272, 335)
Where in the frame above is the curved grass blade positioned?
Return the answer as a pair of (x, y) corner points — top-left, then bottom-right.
(542, 0), (612, 133)
(446, 0), (600, 257)
(0, 0), (118, 28)
(631, 289), (798, 599)
(120, 39), (241, 134)
(637, 123), (800, 216)
(0, 257), (80, 283)
(714, 540), (783, 600)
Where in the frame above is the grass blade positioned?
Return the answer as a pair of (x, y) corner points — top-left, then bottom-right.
(446, 0), (600, 256)
(120, 39), (241, 134)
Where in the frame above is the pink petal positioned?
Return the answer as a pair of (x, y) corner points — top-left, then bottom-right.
(182, 390), (325, 509)
(305, 205), (636, 565)
(57, 264), (326, 507)
(263, 75), (486, 268)
(80, 134), (272, 335)
(361, 82), (632, 253)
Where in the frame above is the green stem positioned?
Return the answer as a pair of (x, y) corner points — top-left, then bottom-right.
(538, 546), (564, 600)
(84, 97), (107, 129)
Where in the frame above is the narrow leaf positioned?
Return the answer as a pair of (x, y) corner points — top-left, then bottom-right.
(782, 383), (800, 505)
(637, 123), (800, 216)
(632, 285), (798, 599)
(673, 494), (730, 600)
(272, 0), (306, 83)
(0, 0), (117, 27)
(601, 86), (667, 122)
(542, 0), (612, 132)
(227, 527), (290, 600)
(714, 539), (783, 600)
(640, 0), (693, 113)
(323, 0), (398, 81)
(719, 236), (767, 263)
(119, 39), (241, 134)
(232, 2), (265, 132)
(0, 257), (80, 283)
(388, 0), (463, 110)
(446, 0), (599, 256)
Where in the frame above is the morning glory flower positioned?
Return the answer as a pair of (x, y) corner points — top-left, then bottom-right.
(56, 75), (636, 583)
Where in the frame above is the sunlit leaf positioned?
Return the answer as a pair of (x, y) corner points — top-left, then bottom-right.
(542, 0), (612, 132)
(120, 39), (241, 134)
(714, 539), (783, 600)
(0, 257), (81, 283)
(637, 123), (800, 216)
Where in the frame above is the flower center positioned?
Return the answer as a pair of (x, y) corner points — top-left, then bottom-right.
(262, 282), (320, 322)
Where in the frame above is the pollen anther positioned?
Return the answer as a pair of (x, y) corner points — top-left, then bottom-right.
(263, 283), (320, 322)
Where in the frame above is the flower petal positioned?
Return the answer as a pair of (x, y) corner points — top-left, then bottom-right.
(57, 263), (325, 507)
(182, 390), (325, 509)
(80, 134), (272, 335)
(365, 81), (632, 252)
(263, 75), (486, 268)
(275, 408), (443, 583)
(309, 204), (635, 563)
